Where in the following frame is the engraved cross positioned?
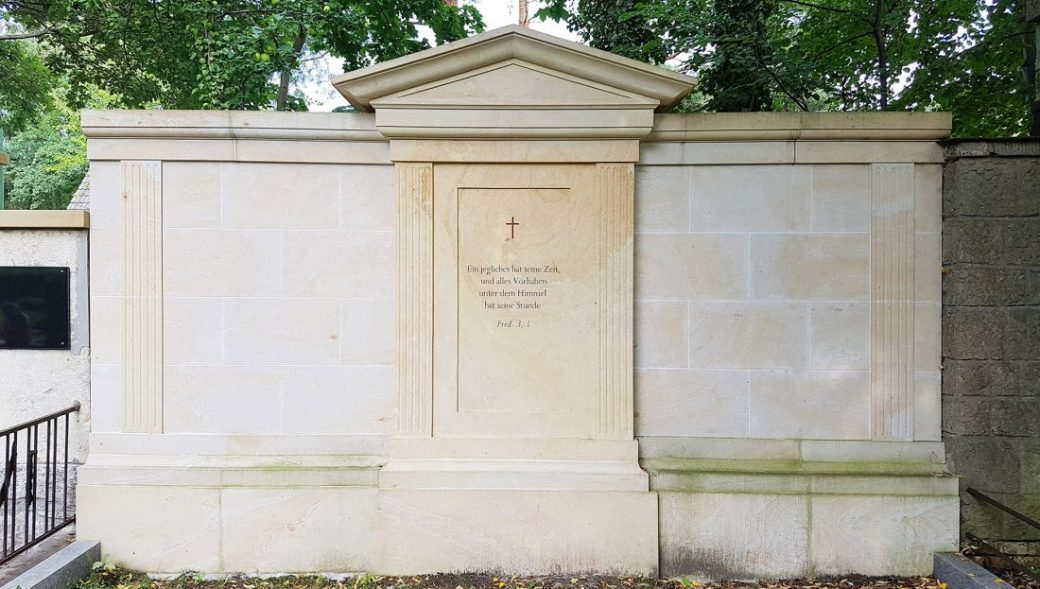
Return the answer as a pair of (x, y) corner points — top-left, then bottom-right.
(506, 216), (520, 239)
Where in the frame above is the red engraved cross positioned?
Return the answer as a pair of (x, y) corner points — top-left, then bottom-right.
(506, 216), (519, 239)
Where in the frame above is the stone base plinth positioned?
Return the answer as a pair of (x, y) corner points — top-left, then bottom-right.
(376, 489), (659, 575)
(643, 437), (960, 579)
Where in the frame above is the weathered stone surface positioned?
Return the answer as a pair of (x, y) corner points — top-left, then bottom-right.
(988, 398), (1040, 437)
(943, 360), (1019, 396)
(943, 219), (1003, 265)
(944, 436), (1021, 494)
(1007, 308), (1040, 360)
(942, 395), (991, 436)
(1000, 219), (1040, 266)
(943, 266), (1040, 306)
(1018, 362), (1040, 396)
(943, 308), (1007, 359)
(943, 157), (1040, 217)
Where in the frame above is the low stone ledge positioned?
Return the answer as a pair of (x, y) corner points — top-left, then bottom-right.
(933, 553), (1007, 589)
(0, 541), (100, 589)
(0, 210), (89, 229)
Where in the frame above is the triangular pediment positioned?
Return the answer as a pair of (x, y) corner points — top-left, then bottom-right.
(332, 25), (695, 112)
(374, 60), (658, 108)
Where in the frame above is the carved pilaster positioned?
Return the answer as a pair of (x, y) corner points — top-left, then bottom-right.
(870, 163), (915, 440)
(397, 163), (434, 437)
(598, 163), (635, 439)
(121, 161), (163, 433)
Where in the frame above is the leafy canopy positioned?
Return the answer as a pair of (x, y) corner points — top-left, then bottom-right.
(1, 0), (484, 112)
(537, 0), (1037, 136)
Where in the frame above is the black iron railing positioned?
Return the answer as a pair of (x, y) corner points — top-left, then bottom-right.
(0, 402), (79, 565)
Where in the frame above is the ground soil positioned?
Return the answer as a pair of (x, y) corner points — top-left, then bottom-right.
(76, 568), (956, 589)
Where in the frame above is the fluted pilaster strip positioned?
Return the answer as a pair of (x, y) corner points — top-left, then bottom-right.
(598, 163), (635, 439)
(870, 163), (915, 440)
(397, 163), (434, 437)
(121, 161), (163, 433)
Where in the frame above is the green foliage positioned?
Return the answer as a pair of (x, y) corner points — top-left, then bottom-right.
(2, 0), (485, 111)
(540, 0), (1037, 136)
(1, 85), (116, 210)
(0, 0), (485, 209)
(695, 0), (776, 111)
(541, 0), (667, 64)
(0, 39), (55, 133)
(895, 0), (1033, 136)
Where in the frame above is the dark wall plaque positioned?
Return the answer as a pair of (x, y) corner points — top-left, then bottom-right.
(0, 267), (71, 350)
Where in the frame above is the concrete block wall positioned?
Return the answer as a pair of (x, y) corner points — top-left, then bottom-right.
(942, 139), (1040, 562)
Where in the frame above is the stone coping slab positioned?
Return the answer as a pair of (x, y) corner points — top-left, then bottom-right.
(0, 541), (100, 589)
(933, 553), (1008, 589)
(646, 112), (952, 141)
(942, 138), (1040, 158)
(0, 210), (89, 229)
(80, 110), (952, 142)
(81, 110), (383, 141)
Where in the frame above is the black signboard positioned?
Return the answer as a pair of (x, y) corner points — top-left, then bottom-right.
(0, 267), (71, 350)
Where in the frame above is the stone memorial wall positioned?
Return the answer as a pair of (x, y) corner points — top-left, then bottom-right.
(77, 26), (957, 580)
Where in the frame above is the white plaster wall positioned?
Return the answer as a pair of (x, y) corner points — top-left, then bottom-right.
(632, 162), (942, 441)
(88, 160), (397, 436)
(0, 228), (90, 461)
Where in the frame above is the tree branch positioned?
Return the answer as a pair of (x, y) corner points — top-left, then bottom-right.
(810, 31), (872, 61)
(779, 0), (851, 15)
(753, 45), (810, 110)
(0, 28), (51, 40)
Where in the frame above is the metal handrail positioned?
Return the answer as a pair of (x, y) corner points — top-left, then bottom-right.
(0, 402), (80, 565)
(0, 402), (81, 438)
(966, 487), (1040, 531)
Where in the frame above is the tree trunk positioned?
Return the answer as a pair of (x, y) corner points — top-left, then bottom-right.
(873, 0), (889, 109)
(276, 24), (307, 111)
(519, 0), (530, 27)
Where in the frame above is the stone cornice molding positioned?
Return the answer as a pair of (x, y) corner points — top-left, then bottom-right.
(646, 112), (953, 142)
(81, 110), (384, 141)
(80, 110), (952, 144)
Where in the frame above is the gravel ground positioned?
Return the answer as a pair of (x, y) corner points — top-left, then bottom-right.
(77, 568), (955, 589)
